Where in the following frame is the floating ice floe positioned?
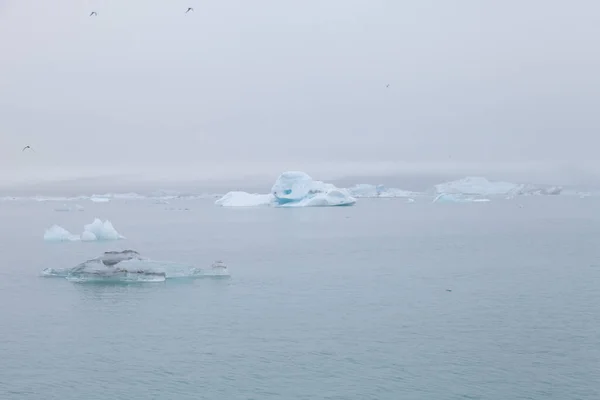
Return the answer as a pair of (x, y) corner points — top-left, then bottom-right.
(347, 184), (417, 198)
(54, 204), (85, 212)
(433, 194), (491, 203)
(90, 196), (110, 203)
(43, 218), (125, 242)
(41, 250), (229, 282)
(215, 191), (274, 207)
(434, 177), (562, 197)
(216, 171), (356, 207)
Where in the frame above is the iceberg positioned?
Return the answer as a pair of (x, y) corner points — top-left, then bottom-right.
(90, 196), (110, 203)
(82, 218), (125, 241)
(43, 225), (81, 242)
(43, 218), (125, 242)
(54, 204), (85, 212)
(41, 250), (230, 282)
(215, 171), (356, 207)
(511, 184), (562, 196)
(433, 194), (490, 203)
(435, 176), (563, 197)
(435, 177), (520, 196)
(347, 184), (416, 198)
(215, 191), (274, 207)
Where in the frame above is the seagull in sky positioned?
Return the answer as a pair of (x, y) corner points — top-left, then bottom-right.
(90, 11), (97, 17)
(22, 145), (34, 152)
(186, 7), (194, 13)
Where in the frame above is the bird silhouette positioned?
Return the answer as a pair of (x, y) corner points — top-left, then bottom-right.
(22, 145), (34, 152)
(90, 11), (97, 17)
(186, 7), (194, 13)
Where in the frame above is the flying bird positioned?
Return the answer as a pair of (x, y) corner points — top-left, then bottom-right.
(90, 11), (97, 16)
(186, 7), (194, 13)
(22, 145), (34, 152)
(386, 84), (390, 88)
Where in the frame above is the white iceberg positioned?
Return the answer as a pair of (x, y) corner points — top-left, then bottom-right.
(43, 218), (124, 242)
(215, 171), (356, 208)
(215, 191), (274, 207)
(435, 177), (519, 196)
(81, 218), (125, 241)
(433, 194), (491, 203)
(43, 225), (81, 242)
(90, 196), (110, 203)
(54, 204), (85, 212)
(347, 184), (416, 198)
(434, 176), (563, 197)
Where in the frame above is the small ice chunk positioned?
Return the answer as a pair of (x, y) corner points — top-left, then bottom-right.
(82, 218), (125, 241)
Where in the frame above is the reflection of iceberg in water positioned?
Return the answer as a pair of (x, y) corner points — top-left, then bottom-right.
(41, 250), (230, 282)
(216, 171), (356, 207)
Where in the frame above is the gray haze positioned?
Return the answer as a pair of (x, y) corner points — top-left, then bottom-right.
(1, 0), (600, 188)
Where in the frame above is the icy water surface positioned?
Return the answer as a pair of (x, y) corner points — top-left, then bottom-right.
(1, 197), (599, 399)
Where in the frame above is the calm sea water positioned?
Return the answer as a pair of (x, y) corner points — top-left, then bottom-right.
(1, 197), (599, 399)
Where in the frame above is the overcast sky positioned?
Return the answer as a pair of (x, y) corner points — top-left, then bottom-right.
(1, 0), (599, 186)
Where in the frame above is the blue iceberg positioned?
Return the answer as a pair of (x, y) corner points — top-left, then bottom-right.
(215, 171), (356, 207)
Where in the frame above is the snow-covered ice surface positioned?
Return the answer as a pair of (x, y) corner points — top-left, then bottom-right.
(215, 171), (356, 207)
(347, 184), (417, 198)
(43, 218), (125, 242)
(41, 250), (230, 282)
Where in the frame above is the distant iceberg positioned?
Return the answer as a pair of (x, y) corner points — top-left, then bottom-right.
(43, 218), (125, 242)
(433, 194), (491, 203)
(90, 196), (110, 203)
(54, 204), (85, 212)
(41, 250), (229, 282)
(216, 171), (356, 207)
(435, 177), (562, 197)
(347, 184), (417, 198)
(215, 191), (275, 207)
